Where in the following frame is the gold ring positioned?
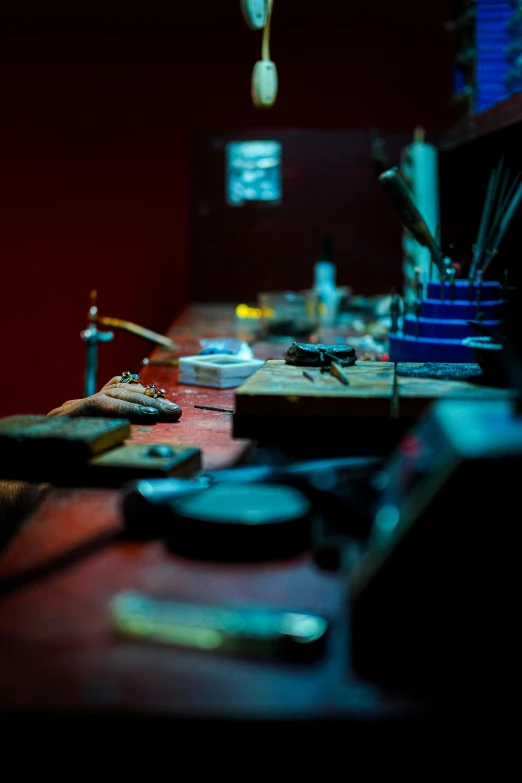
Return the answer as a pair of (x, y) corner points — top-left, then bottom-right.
(144, 383), (167, 399)
(120, 371), (141, 384)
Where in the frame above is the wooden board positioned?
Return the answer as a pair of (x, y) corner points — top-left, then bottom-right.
(233, 361), (515, 453)
(0, 415), (201, 486)
(0, 415), (131, 478)
(235, 361), (396, 419)
(86, 443), (201, 486)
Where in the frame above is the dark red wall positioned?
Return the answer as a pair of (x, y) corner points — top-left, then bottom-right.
(189, 130), (412, 300)
(0, 2), (453, 417)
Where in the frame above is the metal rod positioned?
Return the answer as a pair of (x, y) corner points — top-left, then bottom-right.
(432, 223), (440, 282)
(142, 357), (179, 367)
(475, 270), (483, 320)
(390, 363), (399, 419)
(390, 289), (400, 333)
(80, 290), (113, 397)
(480, 179), (522, 273)
(99, 316), (176, 348)
(302, 371), (315, 382)
(484, 171), (521, 255)
(495, 164), (510, 219)
(502, 269), (509, 301)
(84, 342), (98, 397)
(194, 405), (234, 413)
(470, 166), (498, 280)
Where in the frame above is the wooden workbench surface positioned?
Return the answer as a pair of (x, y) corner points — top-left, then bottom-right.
(130, 303), (254, 471)
(0, 303), (411, 723)
(2, 303), (490, 723)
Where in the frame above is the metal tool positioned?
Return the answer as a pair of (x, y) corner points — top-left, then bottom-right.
(142, 357), (179, 367)
(501, 269), (509, 300)
(475, 269), (484, 320)
(411, 269), (422, 338)
(378, 167), (455, 283)
(468, 278), (474, 303)
(80, 291), (114, 397)
(414, 298), (421, 339)
(469, 164), (500, 281)
(430, 223), (441, 283)
(390, 363), (399, 419)
(470, 159), (522, 281)
(390, 290), (402, 334)
(98, 316), (175, 348)
(317, 351), (350, 385)
(328, 359), (350, 385)
(194, 405), (234, 413)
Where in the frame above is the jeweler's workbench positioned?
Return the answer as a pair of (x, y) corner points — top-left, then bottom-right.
(0, 304), (359, 726)
(0, 303), (502, 730)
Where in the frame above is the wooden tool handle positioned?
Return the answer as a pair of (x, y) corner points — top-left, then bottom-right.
(379, 167), (447, 277)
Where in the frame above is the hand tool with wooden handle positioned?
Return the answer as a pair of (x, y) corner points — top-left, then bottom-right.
(379, 167), (455, 281)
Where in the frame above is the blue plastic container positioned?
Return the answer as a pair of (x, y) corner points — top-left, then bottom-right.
(389, 280), (504, 363)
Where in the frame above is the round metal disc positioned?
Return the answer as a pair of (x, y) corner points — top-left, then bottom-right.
(166, 483), (312, 560)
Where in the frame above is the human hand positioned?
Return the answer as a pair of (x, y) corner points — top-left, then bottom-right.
(47, 376), (182, 422)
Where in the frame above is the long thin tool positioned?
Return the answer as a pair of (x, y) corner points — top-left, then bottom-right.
(482, 164), (519, 258)
(480, 178), (522, 275)
(142, 357), (179, 367)
(99, 316), (176, 348)
(322, 351), (350, 385)
(390, 363), (399, 419)
(378, 167), (454, 281)
(329, 360), (350, 385)
(194, 405), (234, 413)
(81, 290), (114, 397)
(470, 166), (496, 281)
(494, 172), (521, 234)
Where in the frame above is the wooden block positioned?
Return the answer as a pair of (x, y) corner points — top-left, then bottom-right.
(233, 361), (398, 454)
(0, 415), (131, 477)
(233, 360), (516, 454)
(235, 361), (395, 419)
(85, 443), (202, 487)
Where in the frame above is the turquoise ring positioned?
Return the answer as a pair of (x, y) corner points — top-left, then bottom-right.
(120, 371), (141, 384)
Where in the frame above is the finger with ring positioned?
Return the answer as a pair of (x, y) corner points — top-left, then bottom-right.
(120, 371), (141, 384)
(144, 383), (167, 399)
